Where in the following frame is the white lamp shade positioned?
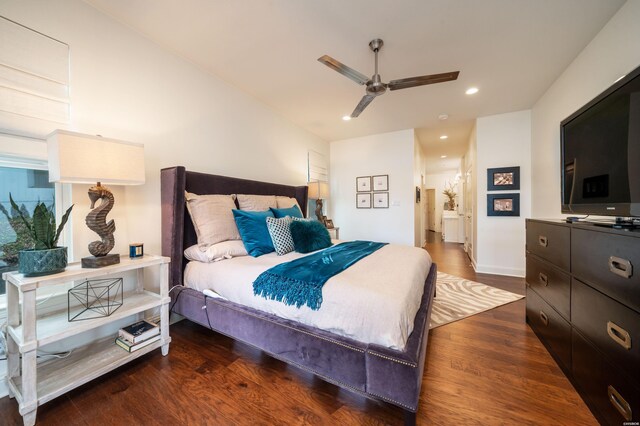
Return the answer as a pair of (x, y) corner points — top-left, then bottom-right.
(307, 181), (329, 199)
(47, 130), (145, 185)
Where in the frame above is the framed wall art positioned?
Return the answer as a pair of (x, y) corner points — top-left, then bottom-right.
(487, 166), (520, 191)
(372, 175), (389, 191)
(373, 192), (389, 209)
(356, 176), (371, 192)
(356, 193), (372, 208)
(487, 193), (520, 217)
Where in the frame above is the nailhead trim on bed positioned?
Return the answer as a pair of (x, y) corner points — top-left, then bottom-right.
(367, 350), (417, 367)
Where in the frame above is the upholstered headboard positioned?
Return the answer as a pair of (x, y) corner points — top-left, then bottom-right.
(160, 166), (308, 287)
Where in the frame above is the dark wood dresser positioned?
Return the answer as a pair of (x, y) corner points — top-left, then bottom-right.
(525, 219), (639, 425)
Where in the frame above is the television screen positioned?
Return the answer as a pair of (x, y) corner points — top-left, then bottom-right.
(561, 65), (640, 217)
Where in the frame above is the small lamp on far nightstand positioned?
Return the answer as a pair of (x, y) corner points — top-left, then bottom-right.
(307, 180), (329, 223)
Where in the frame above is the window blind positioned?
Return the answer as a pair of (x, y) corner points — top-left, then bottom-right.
(0, 16), (69, 136)
(308, 150), (328, 182)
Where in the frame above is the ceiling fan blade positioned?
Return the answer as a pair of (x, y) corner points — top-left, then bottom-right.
(351, 94), (375, 118)
(318, 55), (370, 85)
(388, 71), (460, 91)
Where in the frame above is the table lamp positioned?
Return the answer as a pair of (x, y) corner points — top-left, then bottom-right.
(47, 130), (145, 268)
(307, 180), (329, 223)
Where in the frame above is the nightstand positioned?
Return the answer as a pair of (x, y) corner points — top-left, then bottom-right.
(3, 255), (171, 426)
(328, 227), (340, 239)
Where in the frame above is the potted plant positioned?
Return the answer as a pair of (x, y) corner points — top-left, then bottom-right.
(443, 183), (457, 211)
(9, 194), (73, 277)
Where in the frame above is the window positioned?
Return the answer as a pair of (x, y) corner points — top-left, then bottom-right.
(0, 166), (55, 295)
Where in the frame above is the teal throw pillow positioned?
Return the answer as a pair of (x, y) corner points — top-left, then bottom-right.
(270, 205), (303, 219)
(290, 220), (332, 253)
(232, 209), (275, 257)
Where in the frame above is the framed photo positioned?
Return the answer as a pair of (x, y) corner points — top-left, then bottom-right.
(356, 193), (371, 208)
(325, 219), (334, 229)
(372, 175), (389, 191)
(487, 166), (520, 191)
(356, 176), (371, 192)
(487, 193), (520, 216)
(373, 192), (389, 209)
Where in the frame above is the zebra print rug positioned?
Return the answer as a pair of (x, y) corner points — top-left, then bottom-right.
(429, 272), (524, 329)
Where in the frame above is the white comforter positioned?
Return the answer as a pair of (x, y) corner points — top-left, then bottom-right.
(184, 243), (432, 350)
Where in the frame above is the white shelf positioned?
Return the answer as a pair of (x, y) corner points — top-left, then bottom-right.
(5, 253), (170, 426)
(3, 254), (169, 291)
(8, 290), (170, 351)
(8, 335), (171, 407)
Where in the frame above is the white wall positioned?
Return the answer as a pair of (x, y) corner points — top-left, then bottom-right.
(0, 0), (328, 264)
(531, 0), (640, 218)
(424, 171), (459, 233)
(475, 110), (531, 277)
(463, 124), (477, 262)
(413, 132), (426, 247)
(329, 129), (415, 246)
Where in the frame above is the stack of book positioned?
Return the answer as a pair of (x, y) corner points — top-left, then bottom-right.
(115, 319), (160, 352)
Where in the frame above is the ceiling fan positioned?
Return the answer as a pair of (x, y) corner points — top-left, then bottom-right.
(318, 39), (459, 118)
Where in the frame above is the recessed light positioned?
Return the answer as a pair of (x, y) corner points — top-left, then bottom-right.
(440, 135), (448, 140)
(465, 87), (479, 95)
(342, 115), (351, 121)
(438, 113), (449, 120)
(440, 155), (447, 159)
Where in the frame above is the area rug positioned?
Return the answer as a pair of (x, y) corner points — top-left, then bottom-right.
(429, 272), (524, 329)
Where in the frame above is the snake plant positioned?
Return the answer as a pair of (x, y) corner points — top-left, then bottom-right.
(9, 194), (74, 250)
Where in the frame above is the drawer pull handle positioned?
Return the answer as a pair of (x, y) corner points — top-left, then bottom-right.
(538, 236), (548, 247)
(539, 311), (549, 326)
(608, 256), (632, 279)
(607, 321), (632, 350)
(538, 272), (548, 286)
(608, 385), (632, 421)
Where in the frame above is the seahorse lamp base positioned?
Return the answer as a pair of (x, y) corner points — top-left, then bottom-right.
(81, 253), (120, 268)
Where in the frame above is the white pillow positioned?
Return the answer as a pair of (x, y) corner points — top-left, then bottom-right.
(185, 192), (240, 245)
(184, 240), (248, 263)
(236, 194), (277, 211)
(275, 196), (301, 211)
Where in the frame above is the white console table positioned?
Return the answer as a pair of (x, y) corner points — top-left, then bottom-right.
(2, 255), (171, 426)
(442, 214), (462, 243)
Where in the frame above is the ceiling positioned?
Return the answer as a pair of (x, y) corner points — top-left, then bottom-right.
(83, 0), (624, 173)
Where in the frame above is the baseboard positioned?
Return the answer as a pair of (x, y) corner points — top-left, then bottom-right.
(474, 263), (525, 278)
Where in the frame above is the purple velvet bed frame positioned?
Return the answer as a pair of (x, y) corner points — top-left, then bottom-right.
(160, 166), (437, 422)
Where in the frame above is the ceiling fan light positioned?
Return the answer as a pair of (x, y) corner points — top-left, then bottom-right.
(342, 115), (352, 121)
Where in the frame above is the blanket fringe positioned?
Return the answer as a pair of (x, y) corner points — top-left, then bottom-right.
(253, 273), (323, 310)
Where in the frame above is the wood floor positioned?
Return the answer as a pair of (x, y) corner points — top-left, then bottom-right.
(1, 235), (597, 425)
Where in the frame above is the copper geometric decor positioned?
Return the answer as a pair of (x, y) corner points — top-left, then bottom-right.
(68, 278), (123, 322)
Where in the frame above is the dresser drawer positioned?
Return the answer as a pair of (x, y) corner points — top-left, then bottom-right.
(526, 255), (570, 320)
(573, 329), (639, 425)
(572, 279), (640, 383)
(526, 221), (570, 270)
(526, 287), (571, 370)
(572, 228), (640, 312)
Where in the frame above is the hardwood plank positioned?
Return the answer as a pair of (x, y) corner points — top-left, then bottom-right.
(0, 238), (597, 425)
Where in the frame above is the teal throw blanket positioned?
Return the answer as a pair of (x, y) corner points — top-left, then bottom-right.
(253, 240), (387, 310)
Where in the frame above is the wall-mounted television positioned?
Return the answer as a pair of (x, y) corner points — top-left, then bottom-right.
(561, 64), (640, 218)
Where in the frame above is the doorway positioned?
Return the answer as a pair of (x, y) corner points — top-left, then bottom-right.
(426, 189), (436, 232)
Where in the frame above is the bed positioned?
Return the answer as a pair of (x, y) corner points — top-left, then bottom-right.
(161, 166), (437, 423)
